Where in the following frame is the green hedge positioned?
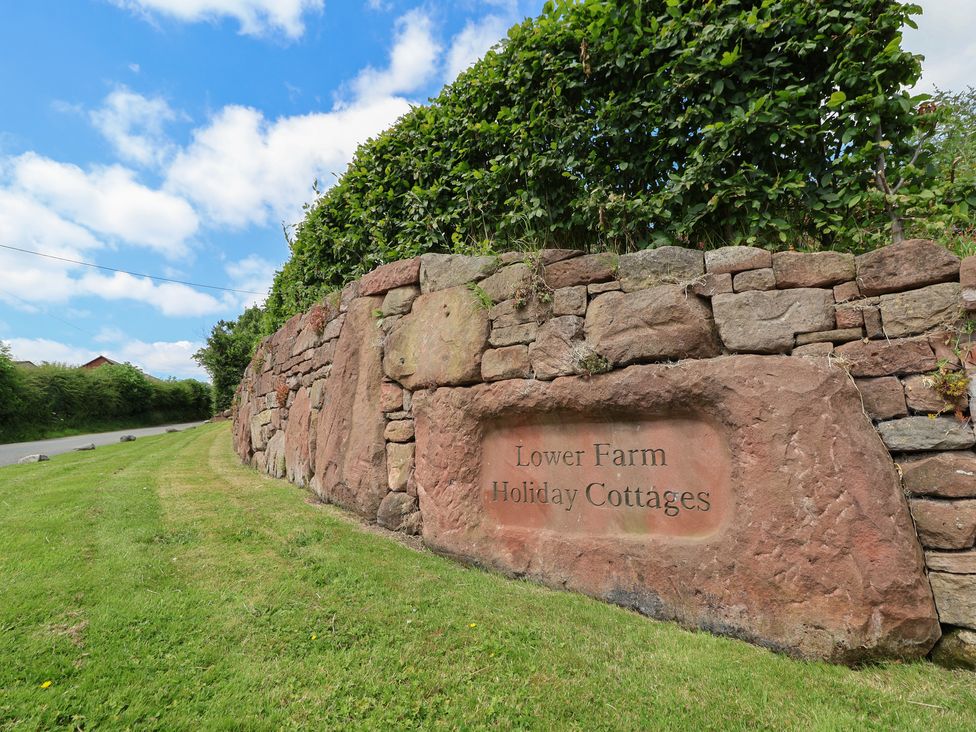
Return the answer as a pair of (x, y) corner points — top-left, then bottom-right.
(262, 0), (959, 329)
(0, 347), (211, 443)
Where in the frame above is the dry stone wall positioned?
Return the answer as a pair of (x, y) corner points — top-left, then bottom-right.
(234, 239), (976, 665)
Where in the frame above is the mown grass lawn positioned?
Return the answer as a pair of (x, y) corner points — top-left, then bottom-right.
(1, 423), (974, 730)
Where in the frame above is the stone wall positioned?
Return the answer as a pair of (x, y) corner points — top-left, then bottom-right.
(234, 239), (976, 665)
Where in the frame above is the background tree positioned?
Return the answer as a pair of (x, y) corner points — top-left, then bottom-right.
(194, 305), (265, 413)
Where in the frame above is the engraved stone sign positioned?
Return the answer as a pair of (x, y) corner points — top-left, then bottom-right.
(482, 418), (731, 539)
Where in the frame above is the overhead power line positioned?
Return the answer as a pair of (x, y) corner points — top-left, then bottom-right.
(0, 243), (268, 296)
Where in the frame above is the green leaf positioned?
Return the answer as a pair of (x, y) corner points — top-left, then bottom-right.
(827, 91), (847, 108)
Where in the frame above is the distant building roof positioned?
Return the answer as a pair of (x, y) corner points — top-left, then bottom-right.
(14, 360), (36, 368)
(80, 355), (119, 369)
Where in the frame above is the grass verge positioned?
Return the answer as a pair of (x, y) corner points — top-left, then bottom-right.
(1, 424), (974, 730)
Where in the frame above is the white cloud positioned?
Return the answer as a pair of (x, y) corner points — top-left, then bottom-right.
(904, 0), (976, 93)
(444, 14), (509, 82)
(165, 96), (412, 228)
(350, 9), (442, 100)
(226, 255), (276, 307)
(94, 326), (128, 343)
(112, 0), (324, 39)
(90, 87), (179, 167)
(75, 271), (227, 317)
(10, 153), (198, 258)
(5, 336), (206, 379)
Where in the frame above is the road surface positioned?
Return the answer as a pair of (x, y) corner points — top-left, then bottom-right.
(0, 421), (209, 467)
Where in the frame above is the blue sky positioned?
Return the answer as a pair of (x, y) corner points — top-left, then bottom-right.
(0, 0), (971, 380)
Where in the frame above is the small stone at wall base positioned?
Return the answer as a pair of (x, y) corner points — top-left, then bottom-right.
(879, 283), (962, 338)
(930, 627), (976, 671)
(552, 286), (587, 316)
(705, 246), (771, 275)
(618, 246), (704, 292)
(732, 268), (776, 292)
(900, 452), (976, 498)
(794, 328), (863, 346)
(856, 239), (960, 296)
(544, 253), (617, 289)
(928, 572), (976, 630)
(529, 316), (584, 380)
(387, 442), (415, 492)
(908, 498), (976, 549)
(926, 550), (976, 574)
(384, 419), (415, 443)
(482, 345), (532, 381)
(878, 416), (975, 451)
(772, 251), (855, 288)
(377, 492), (421, 534)
(855, 377), (908, 420)
(420, 253), (498, 293)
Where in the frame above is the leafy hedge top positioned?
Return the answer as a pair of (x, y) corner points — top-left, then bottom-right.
(265, 0), (929, 329)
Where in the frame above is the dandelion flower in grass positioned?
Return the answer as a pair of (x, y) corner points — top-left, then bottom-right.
(311, 633), (317, 640)
(40, 681), (52, 689)
(468, 623), (477, 628)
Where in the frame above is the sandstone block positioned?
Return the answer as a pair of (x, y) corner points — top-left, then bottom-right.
(833, 337), (938, 377)
(384, 419), (415, 443)
(489, 323), (538, 347)
(712, 289), (834, 353)
(489, 297), (551, 328)
(929, 572), (976, 630)
(704, 246), (771, 275)
(834, 304), (864, 329)
(544, 253), (616, 289)
(963, 257), (976, 288)
(552, 286), (587, 316)
(380, 382), (403, 412)
(618, 246), (704, 292)
(529, 316), (584, 380)
(879, 283), (962, 338)
(265, 430), (286, 479)
(926, 550), (976, 574)
(381, 286), (420, 316)
(420, 254), (498, 293)
(689, 272), (733, 297)
(733, 268), (776, 292)
(965, 287), (976, 312)
(358, 258), (421, 296)
(792, 342), (833, 359)
(855, 377), (908, 420)
(387, 442), (415, 492)
(833, 281), (861, 303)
(856, 239), (960, 296)
(772, 251), (855, 288)
(931, 627), (976, 671)
(586, 286), (721, 365)
(863, 306), (885, 339)
(478, 263), (532, 303)
(587, 281), (621, 295)
(794, 328), (863, 346)
(482, 345), (532, 381)
(413, 355), (940, 662)
(878, 417), (975, 451)
(377, 492), (422, 534)
(900, 452), (976, 498)
(384, 286), (489, 389)
(908, 498), (976, 549)
(283, 388), (314, 488)
(903, 373), (968, 414)
(310, 296), (389, 518)
(539, 249), (584, 264)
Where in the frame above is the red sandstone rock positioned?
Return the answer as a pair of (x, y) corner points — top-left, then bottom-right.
(833, 336), (939, 377)
(552, 286), (587, 316)
(908, 499), (976, 549)
(618, 246), (704, 292)
(705, 246), (771, 275)
(284, 387), (314, 488)
(855, 377), (908, 420)
(856, 239), (960, 296)
(586, 286), (721, 365)
(383, 286), (490, 389)
(384, 419), (415, 443)
(733, 268), (776, 292)
(903, 374), (968, 414)
(413, 356), (940, 662)
(772, 251), (855, 288)
(879, 283), (962, 338)
(387, 442), (415, 492)
(482, 345), (532, 381)
(899, 452), (976, 498)
(420, 254), (498, 293)
(835, 304), (864, 329)
(478, 264), (532, 303)
(358, 258), (421, 296)
(380, 382), (403, 412)
(377, 492), (422, 534)
(833, 281), (861, 303)
(689, 272), (733, 297)
(528, 316), (584, 380)
(712, 289), (833, 353)
(309, 296), (389, 519)
(544, 253), (616, 289)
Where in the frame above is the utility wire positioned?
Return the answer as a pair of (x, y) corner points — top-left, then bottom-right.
(0, 243), (268, 296)
(0, 286), (94, 336)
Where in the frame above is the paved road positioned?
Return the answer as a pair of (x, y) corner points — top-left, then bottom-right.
(0, 421), (209, 467)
